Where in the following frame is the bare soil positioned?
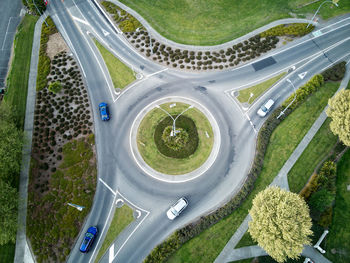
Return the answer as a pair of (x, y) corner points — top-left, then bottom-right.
(46, 32), (70, 60)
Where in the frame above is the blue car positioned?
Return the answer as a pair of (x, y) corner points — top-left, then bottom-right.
(99, 102), (110, 121)
(79, 226), (98, 253)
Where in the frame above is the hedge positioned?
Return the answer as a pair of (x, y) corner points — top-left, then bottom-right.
(36, 17), (57, 91)
(321, 61), (346, 81)
(144, 62), (346, 262)
(260, 23), (314, 37)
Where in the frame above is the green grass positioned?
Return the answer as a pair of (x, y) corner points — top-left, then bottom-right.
(0, 242), (15, 263)
(237, 72), (286, 103)
(5, 14), (38, 129)
(167, 81), (339, 263)
(235, 232), (257, 249)
(137, 102), (214, 175)
(324, 149), (350, 263)
(94, 39), (135, 90)
(95, 204), (134, 262)
(118, 0), (349, 45)
(288, 118), (338, 193)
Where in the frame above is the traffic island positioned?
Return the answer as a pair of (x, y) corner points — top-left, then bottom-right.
(131, 97), (220, 181)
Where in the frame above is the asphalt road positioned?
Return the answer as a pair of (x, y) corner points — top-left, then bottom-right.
(0, 0), (23, 89)
(47, 1), (350, 262)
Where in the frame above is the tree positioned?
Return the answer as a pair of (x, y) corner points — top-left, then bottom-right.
(248, 186), (313, 262)
(326, 89), (350, 146)
(0, 102), (24, 183)
(0, 179), (18, 245)
(48, 81), (62, 94)
(309, 189), (334, 213)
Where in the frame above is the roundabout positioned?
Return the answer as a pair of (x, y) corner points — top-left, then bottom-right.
(130, 96), (221, 182)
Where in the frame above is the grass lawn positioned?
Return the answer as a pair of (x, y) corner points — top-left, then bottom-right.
(237, 72), (286, 103)
(0, 242), (15, 263)
(288, 118), (338, 193)
(167, 81), (339, 263)
(118, 0), (349, 45)
(4, 14), (38, 129)
(94, 39), (135, 90)
(235, 232), (257, 249)
(137, 102), (214, 175)
(95, 204), (134, 262)
(324, 149), (350, 263)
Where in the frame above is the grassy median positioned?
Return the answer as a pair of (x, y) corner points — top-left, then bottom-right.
(5, 14), (38, 129)
(96, 204), (134, 262)
(167, 81), (339, 262)
(94, 39), (135, 90)
(237, 72), (286, 103)
(118, 0), (349, 45)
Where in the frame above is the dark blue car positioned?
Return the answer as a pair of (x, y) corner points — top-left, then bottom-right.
(79, 226), (98, 253)
(99, 102), (110, 121)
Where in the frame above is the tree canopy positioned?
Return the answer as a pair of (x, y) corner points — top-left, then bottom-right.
(326, 89), (350, 146)
(0, 179), (18, 245)
(248, 186), (313, 263)
(0, 103), (24, 183)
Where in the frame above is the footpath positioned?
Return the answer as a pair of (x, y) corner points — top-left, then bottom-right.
(14, 15), (44, 263)
(214, 68), (350, 263)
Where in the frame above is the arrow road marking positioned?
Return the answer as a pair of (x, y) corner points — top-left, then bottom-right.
(72, 15), (90, 26)
(102, 28), (110, 36)
(298, 71), (307, 79)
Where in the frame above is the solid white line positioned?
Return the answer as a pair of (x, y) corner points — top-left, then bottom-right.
(54, 15), (87, 78)
(72, 15), (90, 25)
(117, 190), (149, 213)
(88, 194), (117, 263)
(146, 68), (169, 78)
(112, 210), (150, 261)
(1, 17), (15, 50)
(99, 178), (116, 195)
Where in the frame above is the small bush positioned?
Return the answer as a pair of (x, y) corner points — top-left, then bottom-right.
(321, 61), (346, 81)
(48, 81), (62, 94)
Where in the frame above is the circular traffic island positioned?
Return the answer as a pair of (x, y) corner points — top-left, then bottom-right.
(136, 102), (214, 175)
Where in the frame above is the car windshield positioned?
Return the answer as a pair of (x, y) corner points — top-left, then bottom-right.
(261, 105), (268, 112)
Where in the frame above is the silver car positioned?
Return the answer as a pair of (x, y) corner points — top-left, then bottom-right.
(166, 197), (188, 220)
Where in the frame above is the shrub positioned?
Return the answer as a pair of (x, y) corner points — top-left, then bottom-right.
(321, 61), (346, 81)
(48, 81), (62, 94)
(261, 23), (314, 37)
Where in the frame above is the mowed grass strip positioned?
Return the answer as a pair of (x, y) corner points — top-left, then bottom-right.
(5, 14), (38, 129)
(167, 82), (339, 263)
(94, 39), (135, 90)
(288, 118), (338, 193)
(137, 103), (214, 175)
(325, 150), (350, 263)
(237, 72), (286, 103)
(95, 204), (134, 262)
(118, 0), (349, 45)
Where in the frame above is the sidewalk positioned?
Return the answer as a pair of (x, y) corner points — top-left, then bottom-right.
(14, 14), (44, 263)
(214, 65), (350, 263)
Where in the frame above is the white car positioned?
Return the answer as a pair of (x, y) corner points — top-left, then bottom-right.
(257, 99), (275, 117)
(166, 197), (188, 220)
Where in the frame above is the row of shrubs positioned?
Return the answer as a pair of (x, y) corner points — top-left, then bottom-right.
(260, 23), (314, 37)
(144, 62), (346, 262)
(36, 17), (57, 91)
(101, 1), (142, 32)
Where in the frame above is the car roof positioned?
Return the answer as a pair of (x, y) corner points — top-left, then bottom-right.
(173, 198), (187, 211)
(265, 99), (274, 108)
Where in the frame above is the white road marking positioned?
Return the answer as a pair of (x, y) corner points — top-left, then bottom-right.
(115, 198), (124, 206)
(72, 15), (90, 25)
(1, 17), (16, 50)
(298, 71), (307, 79)
(146, 68), (169, 78)
(102, 28), (110, 36)
(108, 244), (114, 263)
(99, 178), (116, 195)
(54, 15), (87, 77)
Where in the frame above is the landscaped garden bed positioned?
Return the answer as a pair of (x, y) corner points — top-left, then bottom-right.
(27, 17), (97, 262)
(137, 102), (213, 175)
(100, 1), (314, 71)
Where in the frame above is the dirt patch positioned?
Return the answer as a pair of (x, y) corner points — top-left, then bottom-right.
(46, 32), (70, 60)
